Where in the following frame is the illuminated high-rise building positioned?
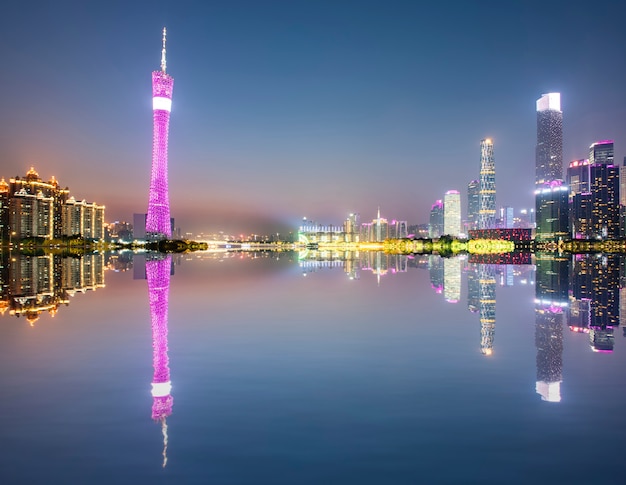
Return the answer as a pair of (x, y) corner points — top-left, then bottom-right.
(466, 180), (479, 231)
(589, 163), (620, 239)
(534, 182), (569, 240)
(147, 28), (174, 240)
(535, 93), (563, 185)
(147, 255), (173, 467)
(429, 200), (444, 238)
(567, 159), (591, 198)
(589, 140), (614, 165)
(443, 190), (461, 236)
(478, 139), (496, 229)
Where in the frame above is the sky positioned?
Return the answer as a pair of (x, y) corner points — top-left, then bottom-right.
(1, 0), (626, 235)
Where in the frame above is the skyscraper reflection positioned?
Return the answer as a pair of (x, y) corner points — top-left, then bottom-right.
(534, 254), (568, 402)
(478, 264), (496, 356)
(146, 255), (173, 467)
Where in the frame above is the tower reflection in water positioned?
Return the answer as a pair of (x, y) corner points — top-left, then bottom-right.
(146, 255), (173, 468)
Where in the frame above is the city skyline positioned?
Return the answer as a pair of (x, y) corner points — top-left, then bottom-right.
(1, 1), (626, 234)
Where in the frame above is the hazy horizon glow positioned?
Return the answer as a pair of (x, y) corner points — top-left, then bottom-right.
(1, 1), (626, 235)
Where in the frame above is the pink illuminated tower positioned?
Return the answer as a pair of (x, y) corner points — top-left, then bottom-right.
(147, 27), (174, 240)
(147, 255), (173, 467)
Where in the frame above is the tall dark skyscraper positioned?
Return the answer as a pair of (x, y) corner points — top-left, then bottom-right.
(567, 159), (591, 197)
(589, 163), (620, 239)
(429, 200), (444, 238)
(478, 139), (496, 229)
(589, 140), (614, 165)
(535, 183), (569, 240)
(535, 93), (563, 185)
(467, 179), (480, 231)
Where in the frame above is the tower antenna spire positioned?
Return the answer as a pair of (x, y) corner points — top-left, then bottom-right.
(161, 27), (167, 73)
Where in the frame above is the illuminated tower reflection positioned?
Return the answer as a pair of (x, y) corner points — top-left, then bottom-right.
(146, 255), (173, 467)
(478, 264), (496, 355)
(534, 254), (568, 402)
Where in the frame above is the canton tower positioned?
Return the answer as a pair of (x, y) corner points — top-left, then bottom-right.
(147, 255), (173, 467)
(147, 28), (174, 240)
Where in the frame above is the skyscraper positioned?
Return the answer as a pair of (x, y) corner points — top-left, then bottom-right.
(589, 163), (620, 239)
(567, 159), (591, 198)
(589, 140), (614, 165)
(147, 28), (174, 240)
(429, 200), (444, 238)
(534, 182), (569, 240)
(443, 190), (461, 236)
(467, 180), (479, 231)
(536, 93), (563, 185)
(478, 138), (495, 229)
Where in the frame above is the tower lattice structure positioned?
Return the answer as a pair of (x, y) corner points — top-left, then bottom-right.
(478, 138), (496, 229)
(147, 28), (174, 239)
(147, 255), (173, 467)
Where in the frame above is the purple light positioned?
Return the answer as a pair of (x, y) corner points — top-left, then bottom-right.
(147, 29), (174, 239)
(147, 255), (173, 422)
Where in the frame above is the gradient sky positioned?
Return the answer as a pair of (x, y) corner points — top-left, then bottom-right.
(1, 0), (625, 235)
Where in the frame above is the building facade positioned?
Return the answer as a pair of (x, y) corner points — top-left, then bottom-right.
(467, 179), (479, 232)
(444, 190), (461, 236)
(478, 138), (496, 229)
(536, 93), (563, 185)
(535, 183), (569, 240)
(429, 200), (444, 238)
(589, 163), (620, 239)
(1, 168), (103, 241)
(589, 140), (614, 166)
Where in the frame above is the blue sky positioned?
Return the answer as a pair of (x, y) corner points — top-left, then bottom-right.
(1, 0), (625, 234)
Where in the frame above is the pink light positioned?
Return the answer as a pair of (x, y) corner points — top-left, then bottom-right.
(147, 256), (173, 422)
(147, 31), (174, 240)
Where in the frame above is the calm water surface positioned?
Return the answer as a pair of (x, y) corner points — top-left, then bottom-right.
(0, 251), (624, 485)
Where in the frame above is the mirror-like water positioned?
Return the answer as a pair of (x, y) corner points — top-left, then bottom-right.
(0, 251), (624, 484)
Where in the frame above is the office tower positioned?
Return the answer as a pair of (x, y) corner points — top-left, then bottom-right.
(589, 140), (614, 165)
(478, 264), (496, 355)
(534, 182), (569, 240)
(443, 190), (461, 236)
(429, 200), (444, 238)
(589, 163), (620, 239)
(147, 255), (174, 468)
(535, 93), (563, 185)
(571, 193), (593, 239)
(619, 157), (626, 206)
(371, 208), (388, 242)
(567, 159), (591, 197)
(389, 220), (408, 239)
(343, 213), (360, 242)
(478, 139), (496, 229)
(500, 206), (514, 229)
(147, 28), (174, 240)
(467, 180), (480, 231)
